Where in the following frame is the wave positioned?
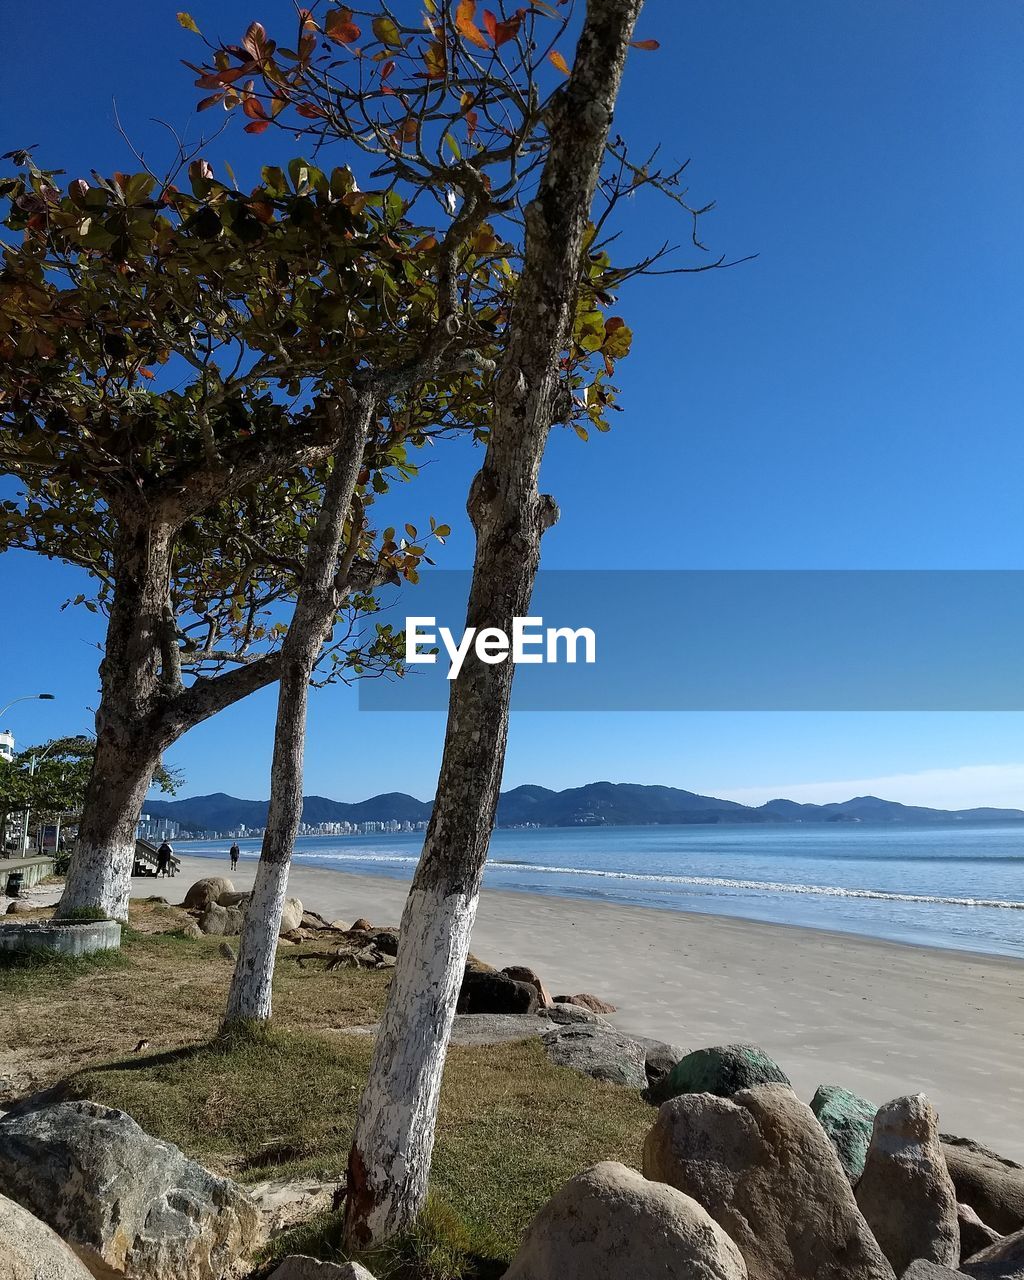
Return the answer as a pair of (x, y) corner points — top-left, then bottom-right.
(292, 849), (1024, 910)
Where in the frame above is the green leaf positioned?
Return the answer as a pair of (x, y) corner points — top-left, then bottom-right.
(176, 12), (201, 34)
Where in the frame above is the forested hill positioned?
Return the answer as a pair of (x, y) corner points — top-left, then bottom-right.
(143, 782), (1024, 833)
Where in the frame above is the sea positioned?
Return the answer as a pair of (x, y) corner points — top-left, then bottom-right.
(178, 823), (1024, 960)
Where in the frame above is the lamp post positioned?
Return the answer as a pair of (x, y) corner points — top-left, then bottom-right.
(0, 693), (56, 722)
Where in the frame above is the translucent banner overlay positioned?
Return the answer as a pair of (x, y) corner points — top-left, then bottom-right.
(357, 570), (1024, 711)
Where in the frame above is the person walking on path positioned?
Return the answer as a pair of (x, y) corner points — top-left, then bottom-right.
(229, 842), (240, 872)
(156, 841), (173, 878)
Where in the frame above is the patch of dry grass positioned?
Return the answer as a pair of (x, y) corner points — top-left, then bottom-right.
(2, 898), (653, 1278)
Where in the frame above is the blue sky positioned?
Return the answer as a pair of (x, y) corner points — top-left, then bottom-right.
(2, 1), (1024, 808)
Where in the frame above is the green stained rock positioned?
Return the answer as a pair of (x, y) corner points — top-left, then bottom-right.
(662, 1043), (790, 1102)
(811, 1084), (876, 1183)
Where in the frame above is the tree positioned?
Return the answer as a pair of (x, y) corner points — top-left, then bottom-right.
(0, 735), (179, 857)
(187, 0), (730, 1242)
(341, 0), (648, 1242)
(0, 146), (492, 920)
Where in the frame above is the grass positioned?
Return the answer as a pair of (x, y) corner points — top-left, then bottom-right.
(1, 900), (653, 1279)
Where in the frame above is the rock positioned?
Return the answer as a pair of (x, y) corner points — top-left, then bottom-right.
(219, 891), (250, 908)
(0, 1100), (261, 1280)
(182, 877), (234, 911)
(660, 1044), (790, 1103)
(218, 941), (237, 961)
(811, 1084), (876, 1182)
(856, 1094), (959, 1274)
(943, 1136), (1024, 1236)
(196, 904), (244, 936)
(960, 1202), (1003, 1258)
(902, 1266), (963, 1280)
(465, 952), (497, 973)
(279, 898), (304, 935)
(503, 1160), (747, 1280)
(6, 900), (35, 914)
(299, 910), (333, 930)
(643, 1083), (895, 1280)
(640, 1040), (688, 1105)
(543, 1003), (606, 1026)
(349, 917), (373, 932)
(449, 1014), (552, 1046)
(247, 1178), (346, 1238)
(267, 1257), (377, 1280)
(457, 970), (539, 1015)
(501, 965), (554, 1008)
(144, 896), (169, 904)
(555, 993), (617, 1014)
(541, 1025), (647, 1089)
(177, 920), (204, 940)
(962, 1227), (1024, 1278)
(0, 1192), (96, 1280)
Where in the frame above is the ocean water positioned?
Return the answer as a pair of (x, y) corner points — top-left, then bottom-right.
(179, 823), (1024, 959)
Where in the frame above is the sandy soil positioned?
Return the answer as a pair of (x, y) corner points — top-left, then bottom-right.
(150, 851), (1024, 1160)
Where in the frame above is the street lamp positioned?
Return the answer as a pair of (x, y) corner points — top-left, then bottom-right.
(0, 693), (56, 722)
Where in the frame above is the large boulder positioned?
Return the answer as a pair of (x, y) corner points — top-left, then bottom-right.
(541, 1025), (647, 1089)
(267, 1256), (377, 1280)
(502, 965), (554, 1008)
(661, 1043), (790, 1102)
(943, 1136), (1024, 1236)
(811, 1084), (876, 1182)
(181, 877), (233, 911)
(503, 1160), (747, 1280)
(855, 1095), (959, 1274)
(0, 1192), (95, 1280)
(279, 898), (304, 935)
(457, 969), (539, 1015)
(962, 1226), (1024, 1278)
(196, 903), (244, 936)
(643, 1084), (895, 1280)
(0, 1100), (261, 1280)
(903, 1266), (963, 1280)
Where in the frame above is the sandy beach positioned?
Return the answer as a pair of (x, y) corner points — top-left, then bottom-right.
(157, 853), (1024, 1159)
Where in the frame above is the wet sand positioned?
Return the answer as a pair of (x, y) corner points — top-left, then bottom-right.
(163, 853), (1024, 1159)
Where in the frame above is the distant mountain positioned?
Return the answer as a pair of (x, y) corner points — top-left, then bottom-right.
(143, 782), (1024, 834)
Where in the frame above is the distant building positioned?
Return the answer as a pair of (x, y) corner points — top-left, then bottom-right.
(137, 813), (180, 843)
(0, 730), (14, 763)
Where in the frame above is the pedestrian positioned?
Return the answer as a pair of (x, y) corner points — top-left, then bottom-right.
(156, 841), (173, 878)
(229, 841), (240, 871)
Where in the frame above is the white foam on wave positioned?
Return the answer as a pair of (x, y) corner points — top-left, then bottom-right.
(292, 850), (1024, 910)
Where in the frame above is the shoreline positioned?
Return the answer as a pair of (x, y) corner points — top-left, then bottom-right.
(164, 853), (1024, 1160)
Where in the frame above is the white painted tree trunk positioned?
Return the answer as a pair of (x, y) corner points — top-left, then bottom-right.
(57, 838), (137, 921)
(225, 856), (291, 1022)
(344, 0), (642, 1246)
(345, 883), (478, 1237)
(224, 400), (374, 1026)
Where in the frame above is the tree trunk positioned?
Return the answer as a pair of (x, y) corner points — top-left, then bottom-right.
(343, 0), (642, 1246)
(224, 398), (374, 1024)
(57, 516), (173, 921)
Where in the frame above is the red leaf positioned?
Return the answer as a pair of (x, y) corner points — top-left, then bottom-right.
(242, 92), (266, 121)
(242, 21), (268, 58)
(244, 118), (271, 133)
(325, 10), (361, 43)
(482, 9), (497, 39)
(411, 234), (438, 252)
(197, 93), (225, 111)
(296, 102), (327, 119)
(492, 9), (524, 46)
(630, 38), (660, 50)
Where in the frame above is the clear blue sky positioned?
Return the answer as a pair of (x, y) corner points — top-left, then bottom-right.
(2, 1), (1023, 808)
